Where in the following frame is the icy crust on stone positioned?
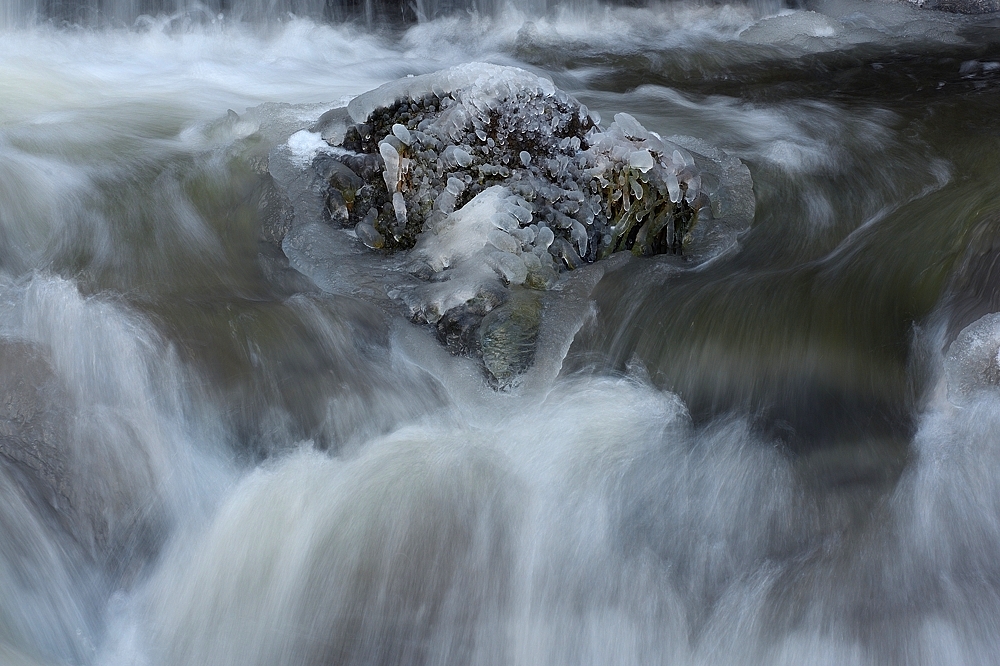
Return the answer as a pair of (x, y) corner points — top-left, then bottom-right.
(297, 63), (753, 384)
(319, 62), (750, 287)
(945, 313), (1000, 405)
(406, 185), (535, 319)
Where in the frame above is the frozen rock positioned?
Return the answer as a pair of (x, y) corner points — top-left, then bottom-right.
(416, 187), (511, 273)
(453, 147), (473, 167)
(355, 221), (384, 249)
(487, 229), (520, 255)
(549, 237), (582, 270)
(435, 190), (457, 215)
(487, 250), (528, 285)
(504, 201), (532, 226)
(927, 0), (1000, 12)
(945, 313), (1000, 405)
(738, 11), (841, 44)
(571, 220), (589, 257)
(288, 62), (753, 383)
(665, 172), (681, 203)
(347, 62), (556, 126)
(684, 174), (701, 203)
(392, 191), (407, 230)
(446, 176), (465, 196)
(536, 226), (554, 249)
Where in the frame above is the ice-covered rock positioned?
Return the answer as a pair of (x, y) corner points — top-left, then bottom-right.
(326, 63), (731, 264)
(279, 63), (753, 383)
(945, 313), (1000, 405)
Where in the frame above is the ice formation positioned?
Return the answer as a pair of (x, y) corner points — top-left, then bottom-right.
(332, 65), (712, 271)
(286, 63), (752, 383)
(945, 312), (1000, 405)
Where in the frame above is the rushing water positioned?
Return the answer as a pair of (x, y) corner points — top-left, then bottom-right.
(4, 1), (1000, 664)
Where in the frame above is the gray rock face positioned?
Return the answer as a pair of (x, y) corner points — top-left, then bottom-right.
(0, 341), (100, 665)
(0, 337), (170, 580)
(257, 175), (295, 248)
(0, 341), (72, 525)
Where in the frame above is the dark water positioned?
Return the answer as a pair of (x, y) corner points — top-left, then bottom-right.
(4, 2), (1000, 664)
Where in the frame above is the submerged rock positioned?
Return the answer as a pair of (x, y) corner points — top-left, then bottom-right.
(479, 288), (543, 388)
(276, 63), (753, 384)
(0, 341), (72, 520)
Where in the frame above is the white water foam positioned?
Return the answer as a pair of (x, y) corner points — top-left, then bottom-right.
(1, 6), (999, 665)
(84, 309), (1000, 665)
(0, 274), (233, 664)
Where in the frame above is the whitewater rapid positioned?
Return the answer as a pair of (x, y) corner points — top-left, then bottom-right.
(3, 3), (1000, 664)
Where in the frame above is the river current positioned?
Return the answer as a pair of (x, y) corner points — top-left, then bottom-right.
(3, 1), (1000, 664)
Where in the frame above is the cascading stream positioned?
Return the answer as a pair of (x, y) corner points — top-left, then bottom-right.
(3, 2), (1000, 664)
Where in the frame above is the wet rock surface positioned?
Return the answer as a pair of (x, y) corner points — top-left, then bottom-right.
(0, 341), (72, 524)
(478, 288), (543, 384)
(0, 340), (168, 580)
